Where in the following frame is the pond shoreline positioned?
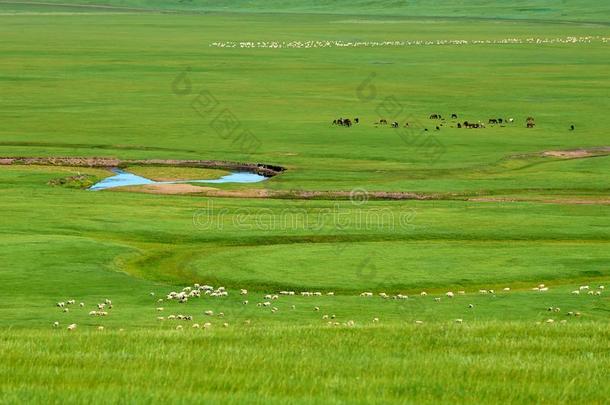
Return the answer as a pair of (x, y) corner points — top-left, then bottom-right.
(0, 156), (285, 177)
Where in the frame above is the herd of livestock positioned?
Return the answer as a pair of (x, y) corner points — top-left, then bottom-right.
(332, 114), (532, 130)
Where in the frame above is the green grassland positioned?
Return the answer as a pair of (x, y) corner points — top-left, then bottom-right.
(0, 1), (609, 404)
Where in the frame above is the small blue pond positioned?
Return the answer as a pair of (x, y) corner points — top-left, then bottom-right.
(89, 168), (268, 191)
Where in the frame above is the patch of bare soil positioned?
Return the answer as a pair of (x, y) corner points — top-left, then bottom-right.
(541, 147), (610, 159)
(115, 184), (217, 195)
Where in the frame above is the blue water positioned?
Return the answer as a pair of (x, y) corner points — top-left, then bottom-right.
(89, 168), (268, 191)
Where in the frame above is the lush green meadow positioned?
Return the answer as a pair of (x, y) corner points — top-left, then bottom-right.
(0, 1), (609, 403)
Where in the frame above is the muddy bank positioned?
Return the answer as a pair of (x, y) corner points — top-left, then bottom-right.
(0, 157), (285, 177)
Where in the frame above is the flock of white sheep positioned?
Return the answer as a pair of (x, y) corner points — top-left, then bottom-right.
(210, 36), (609, 49)
(52, 282), (604, 331)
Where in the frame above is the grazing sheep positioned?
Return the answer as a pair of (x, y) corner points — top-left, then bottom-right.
(67, 300), (75, 305)
(244, 320), (251, 325)
(56, 302), (65, 308)
(539, 287), (549, 292)
(360, 292), (373, 297)
(314, 306), (320, 311)
(97, 326), (104, 331)
(571, 290), (580, 295)
(291, 305), (296, 309)
(218, 312), (224, 317)
(240, 289), (248, 295)
(79, 302), (84, 307)
(53, 321), (59, 328)
(434, 298), (441, 302)
(157, 317), (165, 321)
(468, 304), (474, 308)
(192, 323), (200, 329)
(560, 320), (567, 324)
(415, 320), (423, 325)
(157, 298), (163, 303)
(63, 308), (69, 313)
(478, 290), (488, 294)
(599, 285), (605, 290)
(579, 285), (589, 290)
(458, 291), (465, 295)
(488, 290), (495, 294)
(455, 319), (463, 324)
(263, 302), (271, 307)
(204, 310), (214, 316)
(595, 291), (602, 296)
(176, 325), (183, 330)
(503, 287), (510, 292)
(156, 307), (164, 311)
(545, 319), (555, 324)
(223, 322), (229, 328)
(322, 315), (329, 320)
(373, 318), (379, 323)
(243, 300), (249, 305)
(67, 323), (77, 331)
(588, 290), (595, 295)
(203, 322), (212, 329)
(167, 315), (176, 320)
(420, 292), (427, 296)
(346, 320), (355, 327)
(446, 291), (454, 298)
(538, 284), (545, 288)
(264, 294), (273, 300)
(395, 294), (408, 300)
(326, 292), (335, 296)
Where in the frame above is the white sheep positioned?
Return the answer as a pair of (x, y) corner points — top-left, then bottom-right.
(204, 310), (214, 316)
(203, 322), (212, 329)
(240, 289), (248, 295)
(360, 292), (373, 297)
(243, 300), (249, 305)
(53, 321), (59, 328)
(156, 307), (164, 311)
(446, 291), (454, 298)
(97, 326), (104, 331)
(326, 292), (335, 296)
(67, 323), (77, 331)
(455, 319), (463, 324)
(434, 298), (441, 302)
(420, 291), (427, 296)
(192, 323), (200, 329)
(503, 287), (510, 292)
(79, 302), (84, 307)
(314, 306), (320, 311)
(373, 317), (379, 323)
(571, 290), (580, 295)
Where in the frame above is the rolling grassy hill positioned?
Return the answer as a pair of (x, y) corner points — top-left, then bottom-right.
(0, 2), (608, 403)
